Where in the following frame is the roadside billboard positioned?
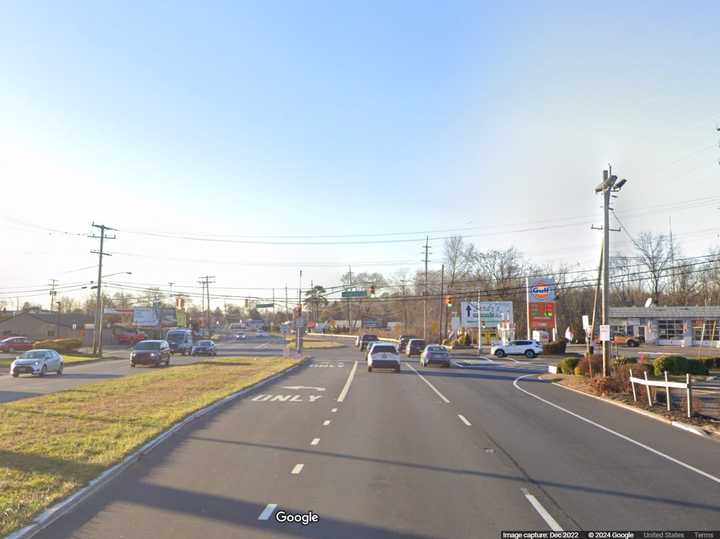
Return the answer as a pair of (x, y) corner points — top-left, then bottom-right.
(133, 307), (158, 327)
(159, 308), (177, 327)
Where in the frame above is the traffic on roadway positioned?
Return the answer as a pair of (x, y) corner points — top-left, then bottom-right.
(23, 338), (720, 538)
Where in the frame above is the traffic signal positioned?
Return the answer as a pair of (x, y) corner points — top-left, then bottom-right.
(445, 295), (453, 308)
(369, 284), (376, 297)
(244, 299), (249, 308)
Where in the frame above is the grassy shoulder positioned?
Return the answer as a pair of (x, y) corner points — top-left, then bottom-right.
(0, 356), (297, 536)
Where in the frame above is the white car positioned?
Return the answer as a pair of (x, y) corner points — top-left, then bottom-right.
(367, 343), (401, 372)
(11, 349), (64, 377)
(491, 340), (543, 359)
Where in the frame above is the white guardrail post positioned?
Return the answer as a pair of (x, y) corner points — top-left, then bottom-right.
(628, 369), (695, 418)
(664, 370), (671, 412)
(686, 373), (692, 418)
(644, 370), (653, 406)
(629, 367), (637, 402)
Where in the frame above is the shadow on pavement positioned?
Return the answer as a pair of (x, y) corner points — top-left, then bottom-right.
(187, 437), (720, 514)
(0, 390), (43, 402)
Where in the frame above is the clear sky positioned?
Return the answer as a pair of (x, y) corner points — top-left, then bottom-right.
(1, 0), (719, 308)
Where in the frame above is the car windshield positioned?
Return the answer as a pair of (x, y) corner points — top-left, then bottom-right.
(135, 342), (161, 350)
(20, 351), (49, 359)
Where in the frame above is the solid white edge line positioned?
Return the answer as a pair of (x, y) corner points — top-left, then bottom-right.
(291, 464), (304, 475)
(521, 488), (563, 531)
(337, 360), (358, 402)
(457, 414), (472, 426)
(310, 438), (320, 446)
(513, 374), (720, 485)
(258, 503), (278, 520)
(405, 362), (450, 403)
(322, 419), (331, 426)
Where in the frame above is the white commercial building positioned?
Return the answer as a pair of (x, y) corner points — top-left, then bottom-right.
(609, 306), (720, 347)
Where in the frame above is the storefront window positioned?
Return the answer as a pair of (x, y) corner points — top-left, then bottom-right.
(657, 319), (683, 340)
(693, 320), (720, 341)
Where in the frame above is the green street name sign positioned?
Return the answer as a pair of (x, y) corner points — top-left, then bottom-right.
(341, 290), (367, 298)
(256, 303), (274, 308)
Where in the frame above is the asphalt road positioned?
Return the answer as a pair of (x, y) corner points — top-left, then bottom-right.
(0, 337), (289, 403)
(26, 342), (720, 538)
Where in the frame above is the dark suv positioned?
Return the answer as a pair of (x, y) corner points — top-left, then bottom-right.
(398, 335), (417, 353)
(358, 334), (379, 351)
(131, 340), (171, 368)
(406, 338), (426, 357)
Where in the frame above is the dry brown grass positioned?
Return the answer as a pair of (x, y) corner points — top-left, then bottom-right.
(0, 356), (296, 536)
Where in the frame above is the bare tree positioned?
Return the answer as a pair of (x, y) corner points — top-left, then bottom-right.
(634, 232), (672, 305)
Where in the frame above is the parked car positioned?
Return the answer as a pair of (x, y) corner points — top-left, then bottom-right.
(10, 349), (63, 377)
(0, 336), (33, 353)
(131, 340), (171, 367)
(405, 338), (426, 357)
(235, 333), (247, 341)
(398, 335), (417, 353)
(192, 340), (217, 356)
(367, 343), (400, 372)
(491, 340), (543, 358)
(594, 334), (644, 347)
(420, 345), (451, 367)
(166, 329), (193, 355)
(116, 332), (147, 345)
(358, 334), (379, 351)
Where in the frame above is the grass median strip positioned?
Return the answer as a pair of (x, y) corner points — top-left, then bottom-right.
(0, 356), (296, 536)
(285, 339), (345, 349)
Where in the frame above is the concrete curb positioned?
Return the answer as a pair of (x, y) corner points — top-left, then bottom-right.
(546, 376), (717, 442)
(4, 357), (310, 539)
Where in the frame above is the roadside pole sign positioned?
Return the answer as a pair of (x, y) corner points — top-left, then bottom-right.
(582, 315), (590, 331)
(256, 303), (274, 308)
(599, 324), (611, 342)
(341, 290), (367, 298)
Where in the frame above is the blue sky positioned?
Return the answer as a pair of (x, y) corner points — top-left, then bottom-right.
(1, 1), (719, 307)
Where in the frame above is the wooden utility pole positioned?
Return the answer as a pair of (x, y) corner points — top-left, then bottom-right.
(422, 236), (430, 341)
(90, 223), (116, 357)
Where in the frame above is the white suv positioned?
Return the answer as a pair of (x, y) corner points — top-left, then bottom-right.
(491, 340), (543, 359)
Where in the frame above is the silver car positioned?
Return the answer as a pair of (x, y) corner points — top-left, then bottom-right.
(420, 345), (451, 367)
(11, 349), (64, 377)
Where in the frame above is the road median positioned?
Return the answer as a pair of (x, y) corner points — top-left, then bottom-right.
(0, 356), (300, 537)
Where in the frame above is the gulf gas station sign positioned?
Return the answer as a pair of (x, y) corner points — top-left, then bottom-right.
(527, 277), (557, 330)
(528, 278), (556, 302)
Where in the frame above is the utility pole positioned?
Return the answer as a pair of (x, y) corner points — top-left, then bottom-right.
(55, 301), (61, 337)
(49, 279), (58, 311)
(439, 264), (445, 343)
(198, 276), (216, 337)
(297, 270), (303, 353)
(347, 265), (352, 334)
(422, 236), (431, 341)
(90, 223), (116, 357)
(593, 166), (627, 377)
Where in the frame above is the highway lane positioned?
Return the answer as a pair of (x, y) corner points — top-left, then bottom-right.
(23, 343), (720, 538)
(0, 337), (289, 403)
